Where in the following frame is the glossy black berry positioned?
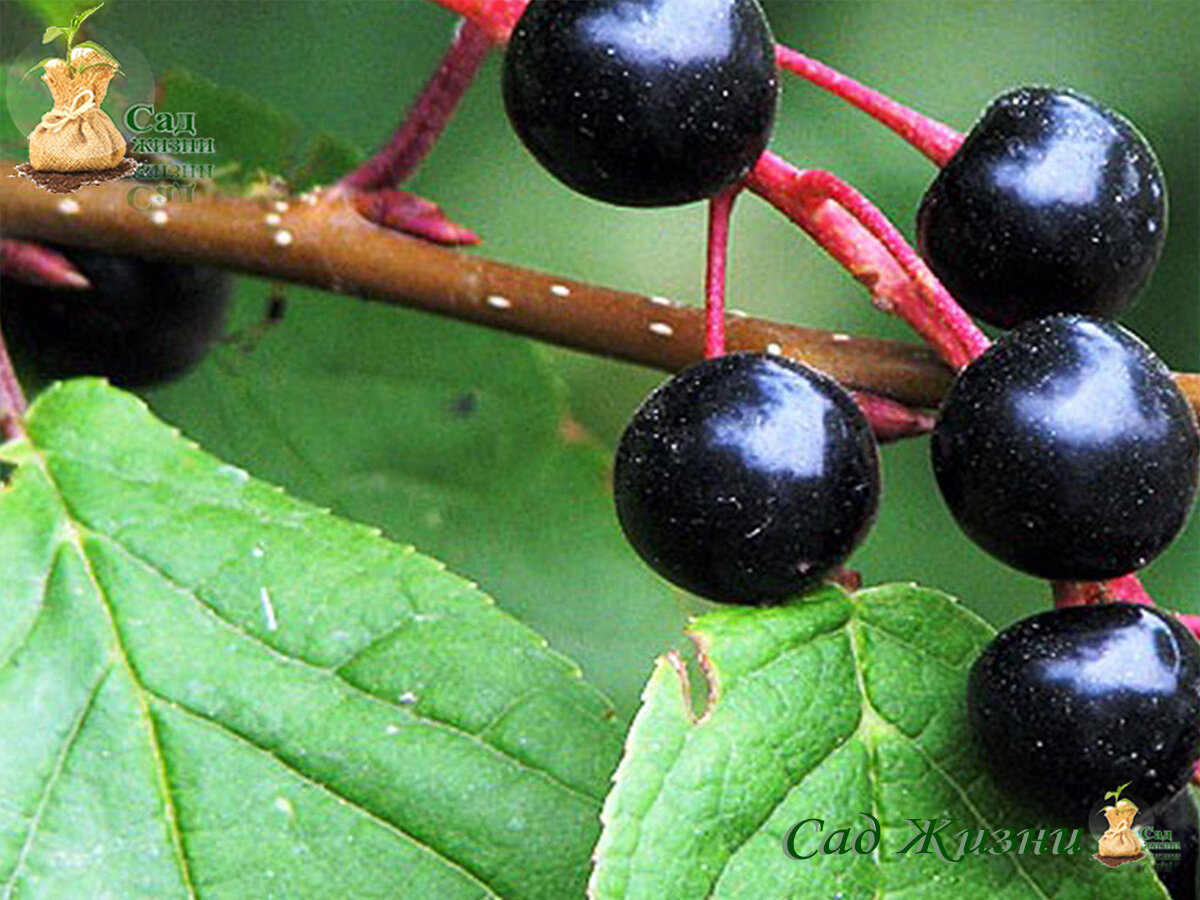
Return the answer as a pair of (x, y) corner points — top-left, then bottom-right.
(613, 352), (880, 604)
(932, 316), (1199, 580)
(917, 87), (1167, 328)
(2, 246), (231, 388)
(502, 0), (779, 207)
(1153, 788), (1199, 900)
(968, 604), (1200, 823)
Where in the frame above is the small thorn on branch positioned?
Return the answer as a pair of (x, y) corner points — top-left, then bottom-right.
(1, 239), (91, 290)
(851, 391), (935, 443)
(350, 190), (480, 245)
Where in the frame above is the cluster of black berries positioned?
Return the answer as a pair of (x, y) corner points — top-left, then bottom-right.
(503, 0), (1200, 869)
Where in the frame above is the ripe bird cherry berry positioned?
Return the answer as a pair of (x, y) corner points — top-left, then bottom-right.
(502, 0), (779, 207)
(968, 604), (1200, 823)
(931, 315), (1199, 581)
(2, 245), (231, 388)
(917, 87), (1167, 328)
(613, 352), (880, 604)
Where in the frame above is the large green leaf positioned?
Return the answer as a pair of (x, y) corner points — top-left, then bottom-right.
(155, 69), (363, 190)
(0, 380), (620, 899)
(148, 289), (693, 720)
(590, 584), (1170, 899)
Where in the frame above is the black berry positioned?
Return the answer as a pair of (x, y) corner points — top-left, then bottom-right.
(1153, 788), (1199, 900)
(931, 315), (1199, 580)
(917, 87), (1167, 328)
(2, 246), (231, 388)
(968, 604), (1200, 823)
(613, 352), (880, 604)
(502, 0), (779, 207)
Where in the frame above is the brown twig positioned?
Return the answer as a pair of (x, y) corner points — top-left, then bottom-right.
(1, 167), (1197, 420)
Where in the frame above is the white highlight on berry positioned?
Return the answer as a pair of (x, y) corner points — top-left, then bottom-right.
(649, 322), (674, 338)
(264, 213), (282, 227)
(273, 229), (294, 247)
(550, 284), (571, 298)
(486, 295), (512, 310)
(260, 587), (278, 631)
(56, 199), (80, 215)
(149, 210), (169, 226)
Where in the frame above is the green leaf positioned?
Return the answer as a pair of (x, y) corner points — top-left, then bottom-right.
(155, 69), (362, 191)
(72, 40), (119, 66)
(20, 56), (60, 81)
(0, 380), (621, 899)
(148, 292), (692, 721)
(73, 60), (121, 76)
(69, 3), (104, 30)
(40, 25), (64, 44)
(590, 584), (1170, 899)
(1106, 783), (1132, 804)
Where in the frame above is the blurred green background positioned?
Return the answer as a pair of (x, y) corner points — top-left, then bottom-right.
(3, 0), (1197, 719)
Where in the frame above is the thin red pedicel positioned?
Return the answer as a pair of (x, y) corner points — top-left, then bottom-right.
(747, 153), (990, 370)
(704, 187), (739, 359)
(774, 44), (964, 166)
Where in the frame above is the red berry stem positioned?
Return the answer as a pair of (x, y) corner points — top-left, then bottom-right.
(429, 0), (523, 43)
(0, 318), (28, 443)
(338, 20), (494, 193)
(0, 239), (91, 290)
(774, 44), (964, 167)
(1052, 575), (1156, 608)
(704, 187), (739, 359)
(1177, 615), (1200, 643)
(746, 152), (990, 370)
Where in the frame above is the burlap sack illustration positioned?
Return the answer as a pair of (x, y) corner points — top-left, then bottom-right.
(1098, 800), (1143, 857)
(28, 47), (125, 172)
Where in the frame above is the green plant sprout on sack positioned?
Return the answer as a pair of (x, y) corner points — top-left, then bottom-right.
(20, 4), (119, 81)
(20, 3), (126, 173)
(1106, 783), (1134, 806)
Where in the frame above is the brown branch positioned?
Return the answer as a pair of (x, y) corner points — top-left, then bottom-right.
(2, 165), (1197, 418)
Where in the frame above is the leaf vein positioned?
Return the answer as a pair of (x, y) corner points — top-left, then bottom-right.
(86, 523), (603, 806)
(1, 666), (110, 900)
(144, 690), (505, 900)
